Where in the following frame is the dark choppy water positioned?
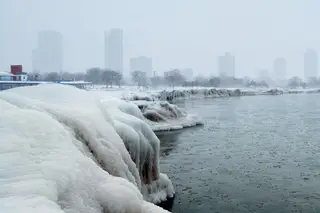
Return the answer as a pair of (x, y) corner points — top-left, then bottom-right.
(158, 94), (320, 213)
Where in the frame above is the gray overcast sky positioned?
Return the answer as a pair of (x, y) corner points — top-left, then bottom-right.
(0, 0), (318, 77)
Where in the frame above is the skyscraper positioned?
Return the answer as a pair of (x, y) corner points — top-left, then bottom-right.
(304, 49), (318, 80)
(218, 52), (235, 77)
(273, 57), (286, 81)
(130, 56), (152, 77)
(105, 29), (123, 73)
(32, 30), (63, 73)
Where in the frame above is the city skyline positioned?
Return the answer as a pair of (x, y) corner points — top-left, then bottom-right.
(27, 29), (320, 81)
(26, 30), (320, 81)
(1, 0), (320, 78)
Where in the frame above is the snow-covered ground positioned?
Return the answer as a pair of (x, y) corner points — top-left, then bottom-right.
(0, 84), (174, 213)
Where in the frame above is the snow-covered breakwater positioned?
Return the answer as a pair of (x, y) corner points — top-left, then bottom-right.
(0, 84), (174, 213)
(92, 86), (320, 102)
(158, 88), (320, 101)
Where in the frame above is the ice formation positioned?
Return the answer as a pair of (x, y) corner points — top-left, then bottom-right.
(0, 84), (173, 213)
(92, 91), (203, 131)
(132, 100), (203, 131)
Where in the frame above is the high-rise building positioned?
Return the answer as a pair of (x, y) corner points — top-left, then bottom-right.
(130, 56), (152, 77)
(31, 49), (39, 72)
(304, 49), (318, 80)
(32, 30), (63, 73)
(273, 57), (286, 81)
(105, 29), (123, 73)
(218, 52), (235, 77)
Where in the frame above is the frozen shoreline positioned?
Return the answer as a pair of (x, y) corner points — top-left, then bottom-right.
(90, 86), (320, 132)
(0, 84), (174, 213)
(90, 85), (320, 102)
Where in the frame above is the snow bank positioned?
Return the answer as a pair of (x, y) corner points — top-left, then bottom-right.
(0, 84), (173, 213)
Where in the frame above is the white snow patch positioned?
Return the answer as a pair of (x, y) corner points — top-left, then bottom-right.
(0, 84), (172, 213)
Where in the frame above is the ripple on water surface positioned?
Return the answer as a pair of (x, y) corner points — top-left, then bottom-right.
(159, 94), (320, 213)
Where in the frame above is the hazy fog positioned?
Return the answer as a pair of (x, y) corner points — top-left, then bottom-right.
(0, 0), (318, 77)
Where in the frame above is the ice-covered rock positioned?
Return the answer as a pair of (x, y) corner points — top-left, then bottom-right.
(91, 92), (203, 132)
(132, 100), (203, 131)
(0, 84), (173, 213)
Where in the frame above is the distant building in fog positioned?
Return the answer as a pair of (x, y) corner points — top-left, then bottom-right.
(32, 30), (63, 73)
(181, 68), (194, 81)
(258, 69), (269, 80)
(218, 52), (235, 77)
(273, 57), (286, 81)
(105, 29), (123, 73)
(130, 56), (152, 77)
(258, 69), (273, 85)
(304, 49), (318, 80)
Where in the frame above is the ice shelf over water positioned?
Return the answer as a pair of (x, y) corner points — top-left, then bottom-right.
(0, 84), (173, 213)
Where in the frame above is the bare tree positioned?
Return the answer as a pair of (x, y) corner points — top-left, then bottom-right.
(306, 77), (320, 88)
(60, 72), (74, 80)
(150, 75), (163, 88)
(73, 72), (85, 81)
(208, 77), (221, 87)
(85, 67), (102, 84)
(131, 70), (148, 88)
(164, 69), (185, 89)
(44, 72), (60, 81)
(28, 71), (41, 81)
(288, 76), (304, 88)
(113, 71), (123, 87)
(101, 69), (122, 88)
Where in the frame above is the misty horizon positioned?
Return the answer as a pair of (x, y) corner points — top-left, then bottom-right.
(0, 0), (319, 78)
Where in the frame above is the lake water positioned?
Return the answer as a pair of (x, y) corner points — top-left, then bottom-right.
(158, 94), (320, 213)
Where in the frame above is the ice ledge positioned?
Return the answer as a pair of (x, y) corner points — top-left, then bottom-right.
(0, 84), (175, 213)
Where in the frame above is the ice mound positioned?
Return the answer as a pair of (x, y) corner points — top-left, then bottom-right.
(132, 100), (203, 131)
(0, 84), (173, 213)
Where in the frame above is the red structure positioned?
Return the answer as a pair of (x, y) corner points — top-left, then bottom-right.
(10, 65), (22, 81)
